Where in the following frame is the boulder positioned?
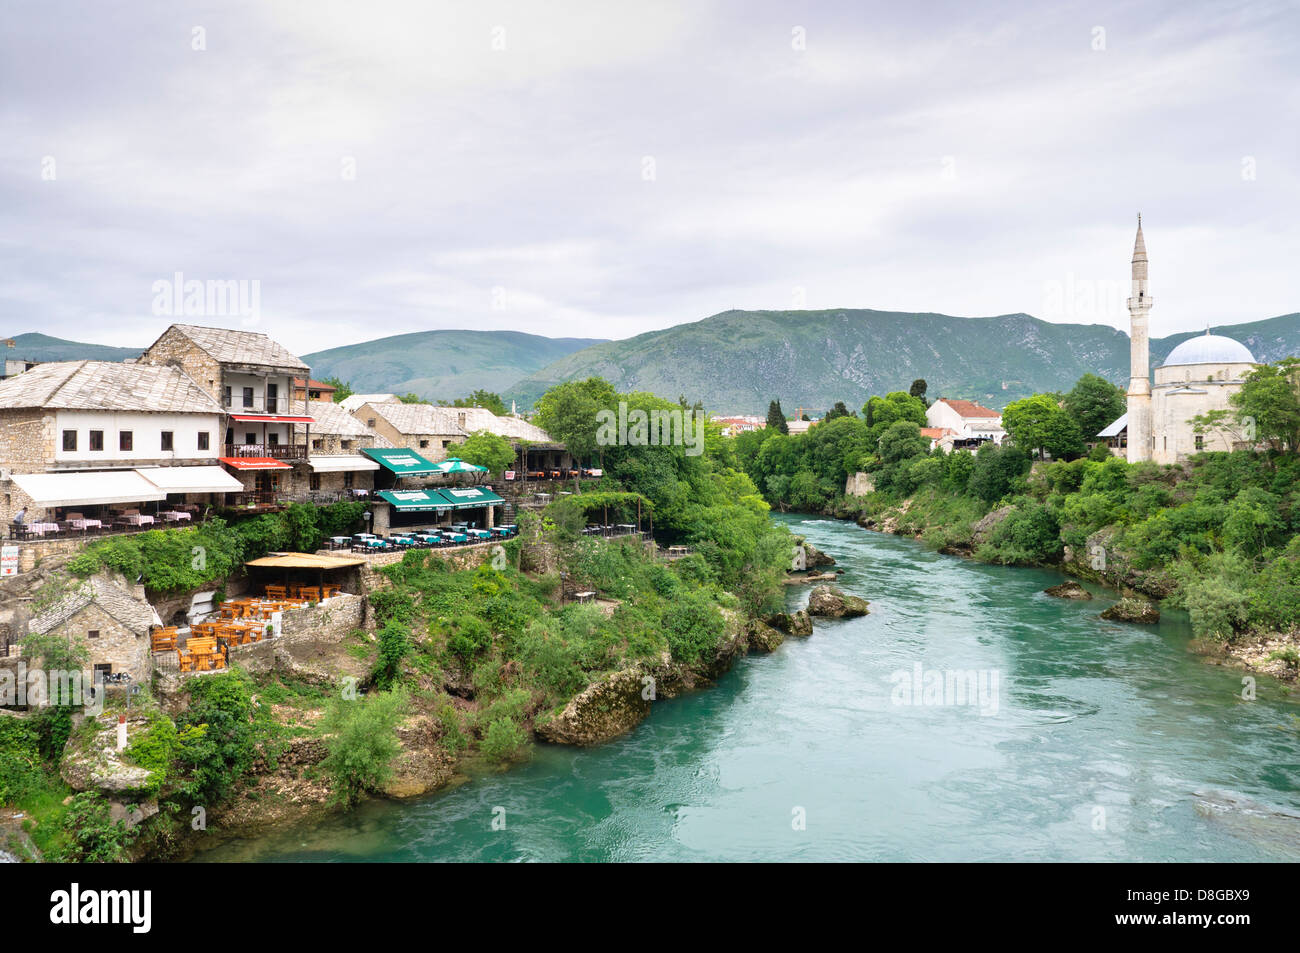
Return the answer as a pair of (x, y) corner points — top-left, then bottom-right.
(535, 669), (652, 746)
(806, 585), (870, 619)
(1101, 597), (1160, 624)
(803, 543), (836, 568)
(745, 620), (785, 653)
(1044, 580), (1093, 600)
(971, 505), (1014, 545)
(765, 610), (813, 637)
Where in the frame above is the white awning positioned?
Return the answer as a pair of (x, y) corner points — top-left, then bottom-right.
(136, 466), (245, 494)
(308, 455), (381, 473)
(12, 470), (168, 508)
(1097, 413), (1128, 438)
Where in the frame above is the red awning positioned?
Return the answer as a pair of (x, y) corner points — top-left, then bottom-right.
(220, 457), (292, 470)
(228, 414), (315, 424)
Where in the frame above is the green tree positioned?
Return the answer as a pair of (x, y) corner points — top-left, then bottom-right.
(824, 401), (856, 421)
(862, 392), (928, 442)
(874, 421), (930, 494)
(1003, 394), (1085, 460)
(449, 390), (508, 416)
(909, 378), (928, 405)
(968, 442), (1031, 504)
(534, 377), (620, 464)
(396, 393), (428, 404)
(456, 430), (516, 475)
(319, 376), (354, 404)
(766, 400), (789, 434)
(1063, 373), (1126, 443)
(1230, 359), (1300, 452)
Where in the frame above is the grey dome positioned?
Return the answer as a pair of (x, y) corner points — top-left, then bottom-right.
(1160, 333), (1255, 367)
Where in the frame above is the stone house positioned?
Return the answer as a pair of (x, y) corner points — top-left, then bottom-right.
(357, 402), (467, 463)
(0, 360), (240, 524)
(26, 575), (160, 684)
(286, 400), (387, 500)
(139, 324), (314, 499)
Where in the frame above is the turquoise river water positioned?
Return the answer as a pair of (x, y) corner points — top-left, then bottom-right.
(195, 514), (1300, 862)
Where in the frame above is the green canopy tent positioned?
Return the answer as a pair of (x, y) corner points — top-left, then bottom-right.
(432, 457), (488, 485)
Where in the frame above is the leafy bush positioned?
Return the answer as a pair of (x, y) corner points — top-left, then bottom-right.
(661, 593), (726, 664)
(320, 690), (407, 806)
(60, 792), (136, 862)
(480, 716), (528, 764)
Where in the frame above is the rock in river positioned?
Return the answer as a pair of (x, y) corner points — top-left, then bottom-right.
(1044, 580), (1093, 600)
(535, 668), (651, 747)
(1100, 597), (1161, 624)
(745, 619), (786, 653)
(806, 585), (870, 619)
(765, 609), (813, 637)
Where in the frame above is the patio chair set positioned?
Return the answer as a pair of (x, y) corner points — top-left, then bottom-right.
(346, 525), (516, 553)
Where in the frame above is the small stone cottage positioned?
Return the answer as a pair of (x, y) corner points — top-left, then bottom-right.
(26, 575), (160, 684)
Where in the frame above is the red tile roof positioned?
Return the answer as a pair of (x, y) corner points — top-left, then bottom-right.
(920, 427), (954, 440)
(938, 398), (1000, 418)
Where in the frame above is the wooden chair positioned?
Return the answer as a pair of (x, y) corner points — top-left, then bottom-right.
(265, 584), (288, 600)
(178, 650), (194, 673)
(322, 584), (341, 599)
(299, 586), (321, 603)
(150, 627), (177, 652)
(191, 622), (217, 639)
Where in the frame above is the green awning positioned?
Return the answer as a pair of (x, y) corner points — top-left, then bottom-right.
(362, 447), (439, 475)
(439, 486), (505, 509)
(377, 489), (452, 512)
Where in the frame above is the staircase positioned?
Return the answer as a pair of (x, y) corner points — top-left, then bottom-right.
(498, 501), (517, 524)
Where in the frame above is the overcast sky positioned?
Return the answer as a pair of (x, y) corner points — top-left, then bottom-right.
(2, 0), (1296, 355)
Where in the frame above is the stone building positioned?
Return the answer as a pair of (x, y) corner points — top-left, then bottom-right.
(357, 402), (467, 463)
(286, 400), (386, 500)
(25, 575), (160, 684)
(1109, 219), (1259, 464)
(139, 324), (314, 499)
(0, 360), (240, 524)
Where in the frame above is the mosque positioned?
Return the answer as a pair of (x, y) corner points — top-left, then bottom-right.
(1100, 217), (1258, 464)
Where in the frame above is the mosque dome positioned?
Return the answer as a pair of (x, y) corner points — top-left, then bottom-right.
(1160, 333), (1255, 367)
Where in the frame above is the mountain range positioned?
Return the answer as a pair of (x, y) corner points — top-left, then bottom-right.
(8, 311), (1299, 415)
(502, 309), (1300, 413)
(301, 330), (605, 401)
(0, 332), (142, 363)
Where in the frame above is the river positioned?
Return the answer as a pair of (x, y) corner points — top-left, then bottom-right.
(194, 514), (1300, 862)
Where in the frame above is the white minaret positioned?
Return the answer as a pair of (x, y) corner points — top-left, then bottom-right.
(1126, 215), (1153, 463)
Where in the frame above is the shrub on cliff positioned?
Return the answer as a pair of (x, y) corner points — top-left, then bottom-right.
(321, 690), (408, 806)
(662, 593), (726, 664)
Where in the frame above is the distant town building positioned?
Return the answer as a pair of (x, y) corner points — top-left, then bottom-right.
(712, 415), (765, 437)
(293, 378), (337, 402)
(925, 399), (1004, 448)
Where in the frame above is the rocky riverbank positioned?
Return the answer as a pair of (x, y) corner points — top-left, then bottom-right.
(824, 493), (1299, 686)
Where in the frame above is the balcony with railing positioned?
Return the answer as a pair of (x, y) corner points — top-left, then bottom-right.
(223, 394), (294, 414)
(223, 442), (307, 460)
